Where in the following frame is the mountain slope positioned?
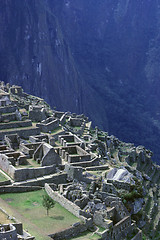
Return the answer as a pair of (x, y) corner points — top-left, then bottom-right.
(1, 0), (160, 163)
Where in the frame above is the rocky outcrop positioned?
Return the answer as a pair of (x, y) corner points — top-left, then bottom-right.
(0, 0), (83, 113)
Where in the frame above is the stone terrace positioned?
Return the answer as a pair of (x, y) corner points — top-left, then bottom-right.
(58, 133), (84, 147)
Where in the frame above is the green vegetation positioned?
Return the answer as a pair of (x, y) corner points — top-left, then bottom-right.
(42, 194), (55, 216)
(142, 233), (147, 240)
(50, 126), (62, 134)
(121, 190), (142, 202)
(0, 172), (7, 182)
(0, 190), (79, 240)
(121, 178), (143, 203)
(70, 230), (100, 240)
(15, 159), (40, 169)
(144, 195), (152, 214)
(73, 126), (81, 130)
(132, 210), (143, 222)
(97, 226), (105, 232)
(27, 158), (40, 167)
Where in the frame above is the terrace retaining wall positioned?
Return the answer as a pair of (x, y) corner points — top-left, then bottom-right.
(0, 127), (40, 140)
(0, 120), (32, 130)
(49, 221), (91, 240)
(45, 183), (81, 218)
(0, 185), (42, 193)
(0, 105), (17, 114)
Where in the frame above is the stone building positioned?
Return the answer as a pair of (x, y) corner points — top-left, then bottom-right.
(0, 89), (11, 106)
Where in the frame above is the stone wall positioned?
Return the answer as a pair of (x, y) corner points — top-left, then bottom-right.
(131, 230), (142, 240)
(29, 106), (46, 122)
(15, 173), (68, 186)
(75, 122), (86, 136)
(100, 216), (132, 240)
(0, 105), (17, 114)
(4, 152), (27, 166)
(0, 180), (11, 186)
(0, 185), (42, 193)
(51, 130), (66, 141)
(65, 164), (83, 181)
(105, 196), (121, 207)
(0, 126), (40, 140)
(58, 134), (83, 147)
(19, 142), (41, 157)
(14, 165), (56, 181)
(107, 179), (131, 191)
(45, 183), (81, 218)
(37, 118), (59, 133)
(102, 182), (117, 195)
(68, 154), (91, 163)
(68, 117), (83, 127)
(0, 154), (16, 179)
(93, 211), (113, 229)
(60, 113), (66, 125)
(1, 112), (17, 122)
(49, 221), (89, 240)
(9, 86), (23, 96)
(0, 224), (17, 240)
(53, 111), (64, 119)
(46, 183), (91, 215)
(112, 216), (131, 240)
(58, 145), (91, 163)
(70, 157), (99, 168)
(34, 143), (62, 166)
(86, 165), (109, 171)
(0, 119), (32, 130)
(29, 134), (49, 143)
(0, 154), (57, 181)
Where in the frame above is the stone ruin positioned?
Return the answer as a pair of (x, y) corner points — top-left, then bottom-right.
(55, 145), (91, 164)
(29, 105), (47, 122)
(5, 134), (20, 150)
(33, 142), (62, 166)
(9, 85), (24, 96)
(0, 82), (158, 239)
(36, 116), (59, 133)
(0, 89), (11, 106)
(0, 223), (34, 240)
(58, 133), (84, 147)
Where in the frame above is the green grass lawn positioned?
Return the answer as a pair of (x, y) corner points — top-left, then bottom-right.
(73, 126), (81, 130)
(0, 172), (8, 182)
(50, 126), (62, 134)
(15, 159), (40, 169)
(87, 171), (101, 177)
(0, 190), (79, 240)
(70, 230), (100, 240)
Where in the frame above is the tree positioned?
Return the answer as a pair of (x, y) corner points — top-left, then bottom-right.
(42, 194), (55, 216)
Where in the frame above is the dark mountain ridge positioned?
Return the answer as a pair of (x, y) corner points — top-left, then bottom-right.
(1, 0), (160, 163)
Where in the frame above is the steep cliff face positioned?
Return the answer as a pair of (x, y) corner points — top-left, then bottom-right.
(1, 0), (160, 163)
(0, 0), (83, 113)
